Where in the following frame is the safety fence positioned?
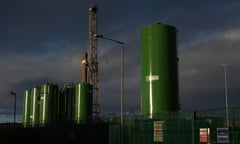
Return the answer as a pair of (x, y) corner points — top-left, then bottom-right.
(104, 107), (240, 144)
(1, 107), (240, 144)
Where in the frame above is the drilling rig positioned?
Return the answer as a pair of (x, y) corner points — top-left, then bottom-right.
(87, 4), (100, 120)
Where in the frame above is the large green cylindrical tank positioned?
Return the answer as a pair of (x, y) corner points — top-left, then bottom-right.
(141, 23), (179, 118)
(39, 83), (59, 125)
(74, 83), (93, 123)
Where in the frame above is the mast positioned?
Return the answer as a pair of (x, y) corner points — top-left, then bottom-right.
(88, 4), (100, 119)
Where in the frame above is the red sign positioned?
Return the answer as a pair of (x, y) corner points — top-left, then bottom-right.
(200, 128), (210, 142)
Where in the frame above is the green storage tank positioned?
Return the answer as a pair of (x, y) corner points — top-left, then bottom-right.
(141, 23), (179, 118)
(63, 83), (75, 122)
(58, 88), (66, 122)
(39, 83), (59, 125)
(22, 87), (40, 127)
(30, 87), (40, 126)
(22, 89), (31, 127)
(74, 83), (93, 123)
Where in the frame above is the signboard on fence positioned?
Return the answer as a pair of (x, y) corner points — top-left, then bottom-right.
(153, 121), (164, 142)
(199, 128), (210, 143)
(217, 128), (229, 143)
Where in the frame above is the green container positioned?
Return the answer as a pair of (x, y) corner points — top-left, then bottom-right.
(74, 83), (93, 123)
(63, 83), (75, 122)
(141, 23), (179, 118)
(22, 89), (31, 127)
(22, 87), (40, 127)
(58, 88), (66, 122)
(30, 87), (40, 126)
(39, 83), (59, 125)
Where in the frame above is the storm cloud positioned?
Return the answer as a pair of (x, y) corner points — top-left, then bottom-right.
(1, 0), (240, 120)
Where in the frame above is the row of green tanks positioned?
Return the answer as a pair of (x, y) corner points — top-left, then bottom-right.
(22, 83), (93, 127)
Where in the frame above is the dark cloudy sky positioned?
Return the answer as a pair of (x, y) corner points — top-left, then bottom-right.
(1, 0), (240, 120)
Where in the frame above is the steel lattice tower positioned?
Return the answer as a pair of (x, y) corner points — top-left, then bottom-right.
(88, 4), (100, 119)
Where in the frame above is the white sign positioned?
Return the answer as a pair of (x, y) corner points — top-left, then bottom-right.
(145, 75), (159, 82)
(217, 128), (229, 143)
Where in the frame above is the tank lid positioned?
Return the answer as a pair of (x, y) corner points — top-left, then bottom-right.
(144, 22), (176, 30)
(157, 22), (176, 28)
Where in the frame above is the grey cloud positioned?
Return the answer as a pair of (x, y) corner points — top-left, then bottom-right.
(179, 27), (240, 110)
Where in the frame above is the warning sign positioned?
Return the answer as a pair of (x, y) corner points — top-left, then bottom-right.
(153, 121), (164, 142)
(217, 128), (229, 143)
(199, 128), (210, 143)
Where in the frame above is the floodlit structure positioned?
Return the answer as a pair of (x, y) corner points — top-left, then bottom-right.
(141, 23), (180, 118)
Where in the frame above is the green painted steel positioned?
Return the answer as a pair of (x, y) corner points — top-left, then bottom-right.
(74, 83), (93, 123)
(22, 89), (31, 127)
(30, 87), (40, 126)
(141, 23), (179, 118)
(22, 87), (41, 127)
(58, 88), (66, 122)
(63, 83), (75, 122)
(39, 83), (59, 125)
(22, 82), (93, 126)
(50, 84), (59, 123)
